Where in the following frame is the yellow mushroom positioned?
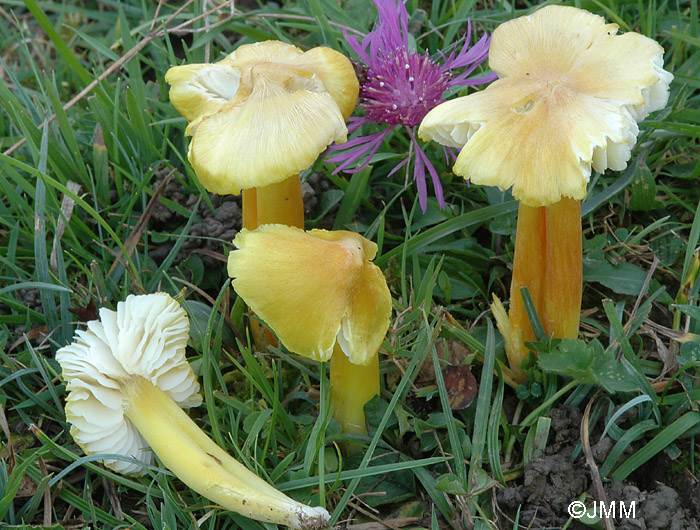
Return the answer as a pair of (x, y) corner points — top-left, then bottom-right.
(419, 5), (672, 378)
(56, 293), (329, 530)
(227, 224), (392, 435)
(166, 41), (359, 229)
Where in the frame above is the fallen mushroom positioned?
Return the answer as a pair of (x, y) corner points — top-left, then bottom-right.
(419, 5), (672, 377)
(227, 224), (392, 435)
(56, 293), (330, 530)
(166, 40), (359, 229)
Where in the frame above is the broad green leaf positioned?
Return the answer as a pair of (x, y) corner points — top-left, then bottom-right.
(583, 257), (649, 295)
(629, 165), (662, 211)
(434, 473), (468, 495)
(537, 339), (639, 393)
(346, 450), (416, 507)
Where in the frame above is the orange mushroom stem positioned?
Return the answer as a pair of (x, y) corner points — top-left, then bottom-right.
(492, 198), (582, 375)
(242, 174), (305, 230)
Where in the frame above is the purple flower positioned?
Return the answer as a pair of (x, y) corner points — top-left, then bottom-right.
(327, 0), (496, 212)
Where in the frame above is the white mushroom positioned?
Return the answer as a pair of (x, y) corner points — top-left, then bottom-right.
(57, 293), (329, 530)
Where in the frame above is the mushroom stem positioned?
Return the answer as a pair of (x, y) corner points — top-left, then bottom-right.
(242, 175), (304, 230)
(255, 174), (305, 227)
(495, 198), (582, 378)
(244, 175), (305, 347)
(122, 376), (330, 530)
(330, 342), (380, 435)
(242, 188), (258, 229)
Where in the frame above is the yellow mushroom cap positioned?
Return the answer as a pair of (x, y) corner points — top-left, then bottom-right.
(165, 41), (359, 195)
(227, 224), (392, 365)
(56, 293), (201, 474)
(418, 5), (673, 207)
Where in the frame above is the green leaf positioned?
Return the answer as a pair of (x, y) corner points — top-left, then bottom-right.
(310, 189), (343, 224)
(629, 165), (662, 211)
(674, 303), (700, 322)
(680, 341), (700, 363)
(487, 372), (506, 484)
(346, 450), (415, 507)
(469, 321), (496, 492)
(185, 300), (237, 353)
(23, 0), (92, 85)
(434, 473), (468, 495)
(582, 157), (638, 216)
(0, 449), (47, 520)
(583, 257), (649, 295)
(375, 202), (519, 268)
(364, 395), (398, 433)
(332, 166), (371, 230)
(600, 419), (657, 478)
(302, 0), (340, 48)
(612, 411), (700, 481)
(537, 339), (638, 393)
(650, 231), (684, 266)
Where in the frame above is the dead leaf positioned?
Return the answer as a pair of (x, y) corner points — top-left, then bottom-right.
(443, 365), (477, 410)
(50, 180), (81, 273)
(9, 325), (47, 352)
(15, 474), (38, 497)
(68, 298), (98, 323)
(417, 339), (470, 384)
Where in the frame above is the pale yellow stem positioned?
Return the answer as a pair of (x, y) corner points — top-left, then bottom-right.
(123, 376), (329, 530)
(497, 198), (582, 377)
(330, 342), (379, 435)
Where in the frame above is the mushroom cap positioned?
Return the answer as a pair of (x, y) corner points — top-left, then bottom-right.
(418, 5), (673, 207)
(56, 293), (201, 474)
(227, 224), (392, 365)
(165, 41), (359, 195)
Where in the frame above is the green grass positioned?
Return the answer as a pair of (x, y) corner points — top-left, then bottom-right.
(1, 0), (699, 529)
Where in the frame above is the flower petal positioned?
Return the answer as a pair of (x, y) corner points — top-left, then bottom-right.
(228, 225), (390, 364)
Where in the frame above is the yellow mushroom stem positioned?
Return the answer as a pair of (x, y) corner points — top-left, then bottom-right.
(122, 376), (329, 530)
(242, 175), (305, 230)
(243, 175), (305, 346)
(329, 342), (379, 436)
(493, 197), (582, 379)
(256, 174), (305, 227)
(242, 188), (258, 230)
